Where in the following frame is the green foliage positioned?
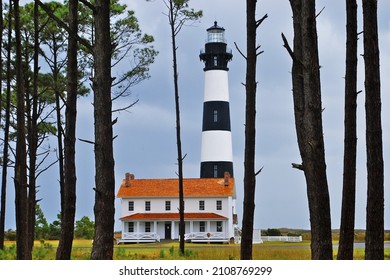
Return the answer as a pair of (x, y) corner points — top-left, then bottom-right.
(263, 228), (282, 236)
(35, 204), (50, 240)
(159, 249), (166, 259)
(34, 207), (95, 240)
(47, 214), (62, 240)
(32, 241), (55, 260)
(74, 216), (95, 239)
(4, 229), (16, 241)
(0, 244), (16, 260)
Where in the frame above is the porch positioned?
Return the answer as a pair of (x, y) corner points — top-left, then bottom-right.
(118, 213), (231, 244)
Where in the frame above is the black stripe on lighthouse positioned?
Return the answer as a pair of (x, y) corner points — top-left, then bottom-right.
(202, 101), (231, 131)
(200, 162), (234, 178)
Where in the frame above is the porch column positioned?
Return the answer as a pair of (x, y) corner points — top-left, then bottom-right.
(171, 221), (175, 239)
(136, 221), (140, 235)
(207, 221), (211, 232)
(190, 221), (193, 233)
(153, 221), (157, 233)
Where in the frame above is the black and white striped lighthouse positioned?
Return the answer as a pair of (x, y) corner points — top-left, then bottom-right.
(199, 22), (233, 178)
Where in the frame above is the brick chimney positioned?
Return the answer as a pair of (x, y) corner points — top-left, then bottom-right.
(125, 173), (134, 187)
(224, 171), (230, 186)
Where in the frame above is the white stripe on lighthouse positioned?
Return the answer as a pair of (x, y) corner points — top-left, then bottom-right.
(203, 70), (230, 102)
(200, 131), (233, 162)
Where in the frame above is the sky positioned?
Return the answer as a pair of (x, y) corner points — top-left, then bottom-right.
(4, 0), (389, 231)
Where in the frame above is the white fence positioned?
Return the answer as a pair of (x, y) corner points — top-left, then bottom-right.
(261, 236), (302, 242)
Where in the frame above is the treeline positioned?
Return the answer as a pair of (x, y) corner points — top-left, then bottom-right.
(4, 204), (95, 241)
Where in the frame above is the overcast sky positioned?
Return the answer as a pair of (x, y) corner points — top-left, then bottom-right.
(5, 0), (389, 231)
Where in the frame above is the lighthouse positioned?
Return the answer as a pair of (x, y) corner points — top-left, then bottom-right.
(199, 22), (233, 178)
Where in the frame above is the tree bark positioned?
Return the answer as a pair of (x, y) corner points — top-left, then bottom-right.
(338, 0), (358, 260)
(91, 0), (115, 260)
(167, 0), (185, 256)
(0, 0), (11, 250)
(362, 0), (384, 260)
(14, 0), (31, 260)
(240, 0), (258, 260)
(287, 0), (333, 259)
(26, 0), (40, 252)
(56, 0), (78, 260)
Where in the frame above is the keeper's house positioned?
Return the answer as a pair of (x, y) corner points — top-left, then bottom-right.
(116, 172), (237, 243)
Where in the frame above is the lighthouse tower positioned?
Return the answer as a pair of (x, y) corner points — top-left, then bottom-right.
(199, 22), (233, 178)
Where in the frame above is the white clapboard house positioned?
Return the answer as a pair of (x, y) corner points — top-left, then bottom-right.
(116, 172), (237, 243)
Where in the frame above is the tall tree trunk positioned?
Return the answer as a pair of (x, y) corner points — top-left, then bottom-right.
(362, 0), (384, 260)
(285, 0), (333, 259)
(167, 0), (185, 255)
(91, 0), (115, 260)
(240, 0), (260, 260)
(56, 0), (78, 260)
(338, 0), (358, 260)
(14, 0), (31, 260)
(26, 1), (40, 252)
(0, 0), (11, 250)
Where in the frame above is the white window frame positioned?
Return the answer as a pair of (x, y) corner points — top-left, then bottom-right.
(128, 201), (134, 211)
(165, 201), (171, 211)
(145, 201), (151, 211)
(128, 222), (134, 233)
(199, 221), (205, 232)
(145, 222), (151, 232)
(216, 200), (222, 210)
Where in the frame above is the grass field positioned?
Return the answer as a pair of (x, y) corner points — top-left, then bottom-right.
(1, 239), (390, 260)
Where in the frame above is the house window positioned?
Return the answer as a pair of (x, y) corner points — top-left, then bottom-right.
(216, 221), (223, 232)
(145, 222), (151, 232)
(213, 165), (218, 178)
(128, 201), (134, 211)
(199, 200), (205, 211)
(214, 56), (218, 66)
(165, 201), (171, 211)
(216, 200), (222, 210)
(199, 221), (205, 232)
(145, 201), (151, 211)
(213, 109), (218, 122)
(128, 222), (134, 233)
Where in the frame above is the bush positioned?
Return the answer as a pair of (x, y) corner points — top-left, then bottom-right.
(4, 229), (16, 241)
(0, 244), (16, 260)
(265, 228), (282, 236)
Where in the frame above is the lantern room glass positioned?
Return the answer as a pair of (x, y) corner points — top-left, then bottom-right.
(207, 29), (226, 43)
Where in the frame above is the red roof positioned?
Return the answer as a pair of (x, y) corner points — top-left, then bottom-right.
(117, 177), (235, 198)
(120, 212), (227, 221)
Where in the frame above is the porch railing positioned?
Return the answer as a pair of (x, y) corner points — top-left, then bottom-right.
(184, 232), (226, 241)
(121, 232), (160, 242)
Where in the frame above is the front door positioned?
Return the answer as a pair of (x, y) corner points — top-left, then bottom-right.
(165, 222), (171, 239)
